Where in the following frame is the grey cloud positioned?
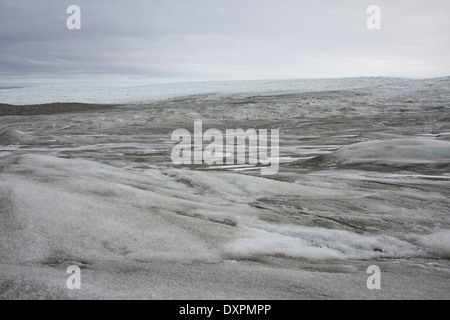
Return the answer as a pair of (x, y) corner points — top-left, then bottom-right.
(0, 0), (449, 81)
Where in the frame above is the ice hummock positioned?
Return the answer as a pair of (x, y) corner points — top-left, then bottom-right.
(322, 138), (450, 165)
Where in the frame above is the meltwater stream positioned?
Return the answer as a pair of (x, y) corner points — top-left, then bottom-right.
(0, 78), (449, 299)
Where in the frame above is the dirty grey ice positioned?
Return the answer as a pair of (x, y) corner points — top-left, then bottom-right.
(0, 77), (449, 299)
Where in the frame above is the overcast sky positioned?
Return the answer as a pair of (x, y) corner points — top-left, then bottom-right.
(1, 0), (449, 84)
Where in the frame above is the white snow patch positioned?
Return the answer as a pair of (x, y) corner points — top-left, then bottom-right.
(415, 230), (450, 259)
(225, 223), (421, 260)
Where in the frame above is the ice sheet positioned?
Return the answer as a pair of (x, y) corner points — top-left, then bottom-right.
(0, 77), (406, 105)
(1, 77), (449, 299)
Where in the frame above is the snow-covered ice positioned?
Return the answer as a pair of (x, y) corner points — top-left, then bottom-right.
(0, 77), (449, 299)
